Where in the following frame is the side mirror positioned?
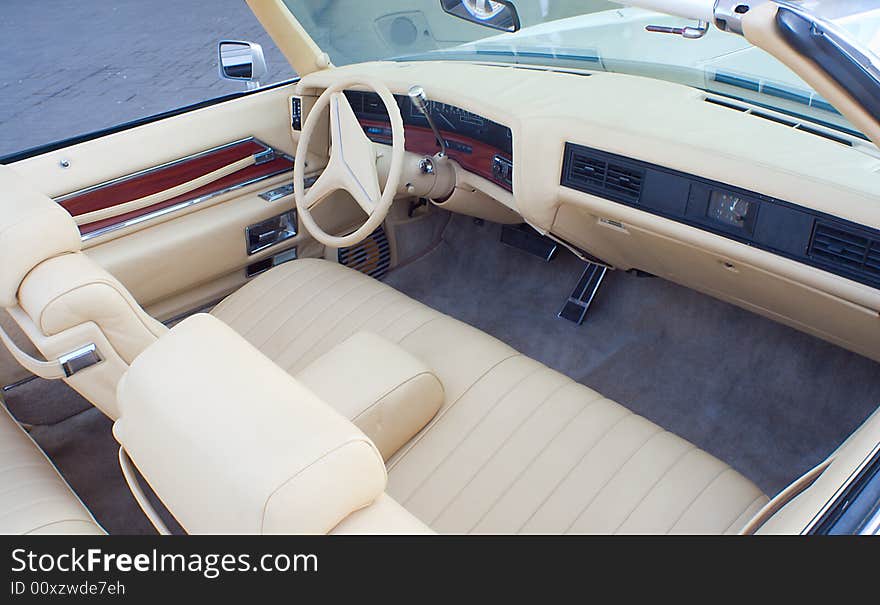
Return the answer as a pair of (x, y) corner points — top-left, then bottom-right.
(218, 40), (268, 90)
(439, 0), (520, 32)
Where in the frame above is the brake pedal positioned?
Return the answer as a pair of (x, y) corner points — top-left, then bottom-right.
(558, 262), (608, 324)
(501, 224), (557, 261)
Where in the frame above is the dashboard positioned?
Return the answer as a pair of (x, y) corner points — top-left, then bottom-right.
(295, 61), (880, 362)
(561, 142), (880, 290)
(343, 90), (514, 191)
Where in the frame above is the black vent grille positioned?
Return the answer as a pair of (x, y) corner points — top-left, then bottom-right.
(809, 221), (880, 282)
(606, 164), (643, 199)
(343, 91), (388, 118)
(363, 93), (384, 115)
(338, 226), (391, 280)
(562, 143), (644, 203)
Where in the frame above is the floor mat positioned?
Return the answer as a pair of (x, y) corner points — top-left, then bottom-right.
(384, 215), (880, 496)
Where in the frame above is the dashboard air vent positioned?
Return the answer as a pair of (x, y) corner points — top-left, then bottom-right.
(561, 143), (643, 203)
(569, 154), (606, 189)
(809, 221), (880, 282)
(606, 164), (642, 200)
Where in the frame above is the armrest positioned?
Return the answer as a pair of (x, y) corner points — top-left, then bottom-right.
(113, 313), (387, 535)
(297, 331), (444, 460)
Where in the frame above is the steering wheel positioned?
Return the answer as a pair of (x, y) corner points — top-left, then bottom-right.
(293, 79), (405, 248)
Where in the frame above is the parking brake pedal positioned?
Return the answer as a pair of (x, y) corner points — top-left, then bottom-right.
(501, 224), (557, 261)
(558, 262), (608, 324)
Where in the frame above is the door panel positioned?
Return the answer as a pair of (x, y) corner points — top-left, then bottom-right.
(3, 82), (361, 328)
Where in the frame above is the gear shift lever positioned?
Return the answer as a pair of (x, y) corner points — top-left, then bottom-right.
(408, 85), (448, 157)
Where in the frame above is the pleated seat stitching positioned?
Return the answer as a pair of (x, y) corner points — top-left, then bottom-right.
(515, 410), (635, 533)
(214, 261), (318, 327)
(239, 264), (344, 341)
(667, 467), (734, 534)
(563, 428), (666, 534)
(397, 361), (544, 501)
(429, 374), (572, 525)
(385, 352), (522, 473)
(468, 390), (608, 533)
(248, 269), (361, 347)
(611, 444), (697, 534)
(280, 285), (395, 371)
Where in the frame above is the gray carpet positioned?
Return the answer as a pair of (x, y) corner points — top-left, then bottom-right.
(385, 215), (880, 496)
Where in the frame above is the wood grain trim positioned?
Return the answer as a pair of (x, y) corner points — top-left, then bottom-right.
(359, 119), (512, 192)
(57, 139), (293, 236)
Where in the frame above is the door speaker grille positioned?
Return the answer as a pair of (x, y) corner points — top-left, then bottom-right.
(338, 226), (391, 279)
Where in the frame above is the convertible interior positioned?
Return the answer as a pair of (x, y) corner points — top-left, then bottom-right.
(2, 0), (880, 535)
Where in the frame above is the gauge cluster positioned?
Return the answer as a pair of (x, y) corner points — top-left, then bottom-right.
(344, 90), (513, 156)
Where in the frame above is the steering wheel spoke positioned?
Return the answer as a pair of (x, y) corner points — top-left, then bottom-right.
(329, 92), (382, 215)
(302, 168), (338, 210)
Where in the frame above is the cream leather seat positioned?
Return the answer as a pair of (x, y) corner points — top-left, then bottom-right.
(0, 403), (104, 534)
(213, 259), (768, 534)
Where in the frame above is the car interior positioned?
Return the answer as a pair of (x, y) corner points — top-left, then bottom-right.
(1, 0), (880, 535)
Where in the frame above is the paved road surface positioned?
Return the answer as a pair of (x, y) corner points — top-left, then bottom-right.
(0, 1), (296, 157)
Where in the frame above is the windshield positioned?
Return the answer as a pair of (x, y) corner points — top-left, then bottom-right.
(282, 0), (880, 135)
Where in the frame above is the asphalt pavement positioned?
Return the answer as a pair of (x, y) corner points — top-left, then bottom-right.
(0, 1), (296, 157)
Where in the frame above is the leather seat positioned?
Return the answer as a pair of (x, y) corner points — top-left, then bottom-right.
(0, 403), (104, 535)
(213, 259), (768, 534)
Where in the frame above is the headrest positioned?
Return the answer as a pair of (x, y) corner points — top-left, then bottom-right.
(114, 314), (387, 534)
(0, 166), (81, 308)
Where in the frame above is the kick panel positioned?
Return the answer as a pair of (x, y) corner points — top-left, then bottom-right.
(561, 142), (880, 290)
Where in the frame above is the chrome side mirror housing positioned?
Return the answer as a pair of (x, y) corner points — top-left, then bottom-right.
(218, 40), (268, 90)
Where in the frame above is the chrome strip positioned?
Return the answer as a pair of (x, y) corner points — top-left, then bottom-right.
(80, 167), (293, 242)
(801, 441), (880, 535)
(54, 137), (277, 203)
(861, 502), (880, 535)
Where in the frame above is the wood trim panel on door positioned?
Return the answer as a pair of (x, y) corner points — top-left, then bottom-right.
(55, 138), (294, 239)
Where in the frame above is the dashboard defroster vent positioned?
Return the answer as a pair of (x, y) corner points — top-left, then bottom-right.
(562, 143), (643, 203)
(809, 221), (880, 283)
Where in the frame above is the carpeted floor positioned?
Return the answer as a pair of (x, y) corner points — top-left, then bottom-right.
(5, 213), (880, 533)
(385, 215), (880, 496)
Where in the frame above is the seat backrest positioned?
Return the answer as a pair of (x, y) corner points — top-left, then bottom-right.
(0, 165), (166, 418)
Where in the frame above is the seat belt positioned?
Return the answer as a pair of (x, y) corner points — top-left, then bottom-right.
(118, 447), (171, 535)
(0, 308), (103, 379)
(0, 322), (66, 379)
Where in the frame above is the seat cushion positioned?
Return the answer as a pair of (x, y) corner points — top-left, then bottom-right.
(213, 258), (767, 534)
(0, 403), (104, 535)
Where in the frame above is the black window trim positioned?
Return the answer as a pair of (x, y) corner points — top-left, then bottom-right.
(0, 78), (300, 165)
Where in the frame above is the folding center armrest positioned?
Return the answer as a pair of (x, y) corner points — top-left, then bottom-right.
(113, 314), (388, 535)
(297, 331), (445, 460)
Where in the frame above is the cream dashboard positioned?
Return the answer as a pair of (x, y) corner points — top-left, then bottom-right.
(295, 60), (880, 362)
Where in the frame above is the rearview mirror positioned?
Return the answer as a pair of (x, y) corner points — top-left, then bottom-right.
(218, 40), (268, 90)
(440, 0), (520, 32)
